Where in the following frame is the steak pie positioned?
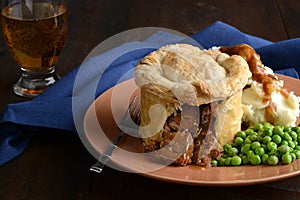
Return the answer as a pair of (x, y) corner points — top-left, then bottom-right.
(134, 43), (251, 166)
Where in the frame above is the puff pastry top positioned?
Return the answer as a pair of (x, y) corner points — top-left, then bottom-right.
(135, 44), (251, 105)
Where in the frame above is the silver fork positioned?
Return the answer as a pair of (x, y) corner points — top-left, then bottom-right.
(90, 95), (141, 173)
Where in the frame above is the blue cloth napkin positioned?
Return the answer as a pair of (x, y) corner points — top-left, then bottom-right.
(1, 21), (300, 166)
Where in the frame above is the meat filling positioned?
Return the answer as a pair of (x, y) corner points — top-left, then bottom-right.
(152, 104), (221, 167)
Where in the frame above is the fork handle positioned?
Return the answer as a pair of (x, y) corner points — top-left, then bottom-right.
(90, 131), (126, 173)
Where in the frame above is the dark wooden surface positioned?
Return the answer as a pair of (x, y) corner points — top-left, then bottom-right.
(1, 0), (300, 199)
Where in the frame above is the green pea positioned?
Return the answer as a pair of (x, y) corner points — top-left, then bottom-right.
(251, 141), (261, 150)
(248, 125), (256, 130)
(272, 134), (282, 145)
(289, 131), (298, 140)
(255, 147), (265, 156)
(251, 131), (258, 135)
(263, 136), (272, 144)
(278, 145), (290, 154)
(242, 155), (249, 165)
(245, 128), (255, 136)
(295, 145), (300, 151)
(225, 157), (232, 166)
(282, 153), (292, 164)
(290, 153), (296, 162)
(231, 156), (242, 166)
(293, 150), (300, 159)
(289, 141), (296, 149)
(236, 131), (247, 139)
(218, 157), (226, 166)
(284, 126), (292, 133)
(262, 144), (268, 152)
(298, 135), (300, 144)
(250, 155), (261, 165)
(283, 133), (293, 142)
(263, 128), (273, 137)
(255, 123), (264, 131)
(263, 122), (274, 129)
(211, 160), (218, 167)
(268, 155), (279, 165)
(223, 144), (232, 153)
(250, 134), (258, 142)
(247, 150), (255, 159)
(294, 127), (300, 134)
(227, 147), (239, 156)
(241, 144), (251, 154)
(267, 141), (277, 151)
(261, 154), (269, 164)
(273, 126), (284, 136)
(257, 134), (264, 142)
(244, 137), (252, 144)
(234, 137), (244, 146)
(281, 140), (289, 146)
(268, 149), (281, 157)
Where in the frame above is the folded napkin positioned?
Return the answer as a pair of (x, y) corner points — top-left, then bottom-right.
(1, 21), (300, 166)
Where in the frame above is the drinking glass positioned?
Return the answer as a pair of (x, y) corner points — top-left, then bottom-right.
(1, 0), (68, 97)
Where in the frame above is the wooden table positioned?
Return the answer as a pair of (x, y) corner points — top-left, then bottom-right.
(1, 0), (300, 199)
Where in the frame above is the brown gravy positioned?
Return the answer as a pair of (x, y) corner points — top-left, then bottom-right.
(220, 44), (287, 124)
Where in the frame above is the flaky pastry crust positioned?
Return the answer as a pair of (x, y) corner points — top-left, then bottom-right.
(134, 44), (252, 163)
(135, 44), (251, 106)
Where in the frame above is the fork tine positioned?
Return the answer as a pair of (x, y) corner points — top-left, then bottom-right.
(127, 96), (137, 113)
(130, 96), (141, 124)
(131, 97), (140, 119)
(135, 106), (141, 125)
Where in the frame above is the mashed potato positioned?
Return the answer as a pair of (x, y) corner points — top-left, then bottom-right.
(242, 67), (300, 126)
(219, 44), (299, 127)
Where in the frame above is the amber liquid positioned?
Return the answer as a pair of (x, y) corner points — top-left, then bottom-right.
(1, 2), (68, 71)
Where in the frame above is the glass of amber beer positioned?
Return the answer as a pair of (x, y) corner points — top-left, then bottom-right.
(1, 0), (68, 97)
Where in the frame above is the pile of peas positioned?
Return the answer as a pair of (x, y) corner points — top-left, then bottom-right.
(212, 122), (300, 167)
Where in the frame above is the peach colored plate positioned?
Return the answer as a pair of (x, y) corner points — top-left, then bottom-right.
(84, 74), (300, 186)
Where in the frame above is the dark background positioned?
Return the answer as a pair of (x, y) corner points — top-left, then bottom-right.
(0, 0), (300, 199)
